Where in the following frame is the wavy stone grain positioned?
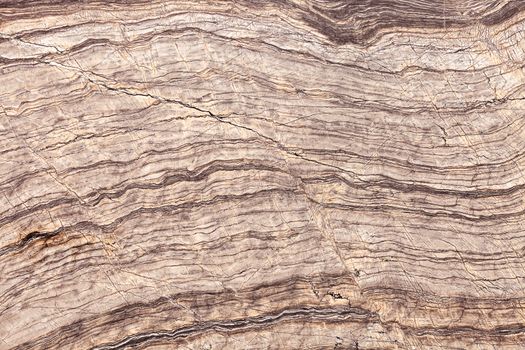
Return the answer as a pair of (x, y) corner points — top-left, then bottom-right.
(1, 0), (525, 349)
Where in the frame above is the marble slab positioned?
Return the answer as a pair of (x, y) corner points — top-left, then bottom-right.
(1, 1), (525, 349)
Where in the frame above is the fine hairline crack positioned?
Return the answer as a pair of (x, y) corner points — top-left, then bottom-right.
(43, 59), (361, 180)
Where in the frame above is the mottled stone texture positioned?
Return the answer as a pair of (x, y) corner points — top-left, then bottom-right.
(1, 1), (525, 349)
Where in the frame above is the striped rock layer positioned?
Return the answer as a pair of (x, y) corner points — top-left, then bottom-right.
(1, 0), (525, 349)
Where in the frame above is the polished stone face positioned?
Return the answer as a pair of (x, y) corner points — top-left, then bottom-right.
(1, 1), (525, 349)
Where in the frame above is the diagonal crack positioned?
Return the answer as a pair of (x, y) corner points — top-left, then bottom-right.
(42, 58), (362, 181)
(2, 114), (86, 205)
(0, 32), (64, 53)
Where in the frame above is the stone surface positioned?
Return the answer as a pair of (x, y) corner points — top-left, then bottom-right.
(1, 1), (525, 349)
